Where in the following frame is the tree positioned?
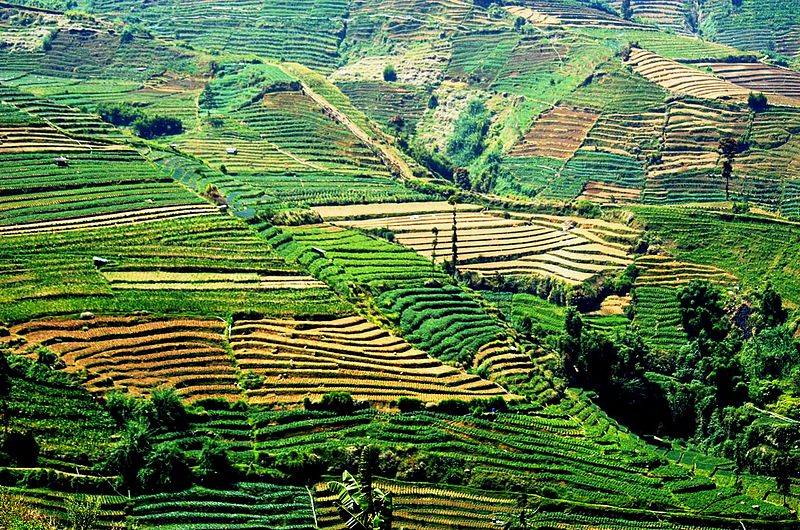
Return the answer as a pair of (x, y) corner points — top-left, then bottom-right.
(132, 114), (183, 139)
(108, 418), (151, 493)
(757, 281), (787, 329)
(197, 438), (236, 486)
(383, 65), (397, 82)
(621, 0), (633, 20)
(65, 496), (101, 530)
(748, 92), (768, 112)
(453, 167), (472, 190)
(0, 348), (11, 434)
(446, 99), (490, 166)
(678, 280), (729, 340)
(559, 307), (583, 379)
(448, 195), (459, 278)
(138, 442), (192, 492)
(327, 447), (393, 530)
(149, 388), (189, 432)
(719, 136), (740, 200)
(431, 226), (439, 277)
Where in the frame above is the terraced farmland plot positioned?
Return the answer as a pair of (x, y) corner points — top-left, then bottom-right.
(698, 0), (800, 60)
(262, 224), (517, 367)
(696, 62), (800, 105)
(496, 155), (564, 198)
(337, 81), (428, 131)
(156, 151), (429, 216)
(176, 90), (390, 176)
(0, 83), (125, 142)
(312, 201), (483, 221)
(10, 317), (242, 402)
(347, 0), (475, 44)
(259, 407), (773, 518)
(626, 48), (751, 100)
(558, 150), (646, 203)
(0, 216), (344, 323)
(0, 149), (217, 232)
(609, 0), (692, 33)
(230, 315), (509, 407)
(582, 110), (664, 158)
(334, 208), (638, 285)
(445, 30), (520, 85)
(506, 2), (650, 29)
(315, 480), (518, 529)
(0, 96), (216, 231)
(644, 99), (751, 203)
(633, 255), (737, 350)
(509, 106), (599, 160)
(89, 0), (348, 72)
(131, 483), (315, 530)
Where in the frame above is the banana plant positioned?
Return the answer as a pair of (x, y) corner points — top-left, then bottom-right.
(327, 470), (393, 530)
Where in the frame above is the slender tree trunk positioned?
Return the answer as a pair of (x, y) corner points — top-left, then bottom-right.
(451, 207), (458, 278)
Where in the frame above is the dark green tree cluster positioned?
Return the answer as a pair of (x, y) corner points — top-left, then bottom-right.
(95, 103), (183, 139)
(446, 98), (491, 167)
(105, 389), (236, 494)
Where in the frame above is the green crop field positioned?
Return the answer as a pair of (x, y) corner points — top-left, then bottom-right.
(1, 0), (800, 529)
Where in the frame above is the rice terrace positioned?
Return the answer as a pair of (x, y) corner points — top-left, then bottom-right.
(1, 0), (800, 528)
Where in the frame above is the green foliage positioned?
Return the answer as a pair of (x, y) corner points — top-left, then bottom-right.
(96, 102), (143, 126)
(197, 438), (237, 486)
(382, 64), (397, 82)
(327, 469), (393, 530)
(131, 114), (183, 139)
(304, 391), (358, 415)
(64, 496), (100, 530)
(678, 280), (729, 340)
(748, 92), (768, 112)
(0, 490), (59, 530)
(137, 442), (192, 492)
(149, 389), (189, 433)
(739, 326), (799, 381)
(446, 99), (490, 167)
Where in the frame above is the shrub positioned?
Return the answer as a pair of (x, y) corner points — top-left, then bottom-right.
(149, 388), (188, 432)
(197, 439), (237, 486)
(96, 102), (143, 126)
(65, 496), (101, 530)
(396, 397), (423, 412)
(304, 391), (358, 414)
(132, 114), (183, 139)
(383, 64), (397, 82)
(446, 99), (490, 166)
(732, 201), (750, 214)
(137, 442), (193, 492)
(747, 92), (768, 112)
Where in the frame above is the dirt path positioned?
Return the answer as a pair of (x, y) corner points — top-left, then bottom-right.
(298, 81), (416, 181)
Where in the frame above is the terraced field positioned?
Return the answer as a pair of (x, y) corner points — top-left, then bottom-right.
(230, 315), (509, 407)
(633, 255), (738, 350)
(331, 206), (638, 285)
(0, 215), (344, 323)
(509, 106), (599, 160)
(10, 317), (240, 402)
(506, 2), (649, 29)
(1, 1), (800, 528)
(626, 48), (751, 100)
(696, 61), (800, 104)
(260, 223), (521, 370)
(131, 484), (315, 529)
(609, 0), (692, 33)
(644, 98), (751, 203)
(89, 0), (349, 72)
